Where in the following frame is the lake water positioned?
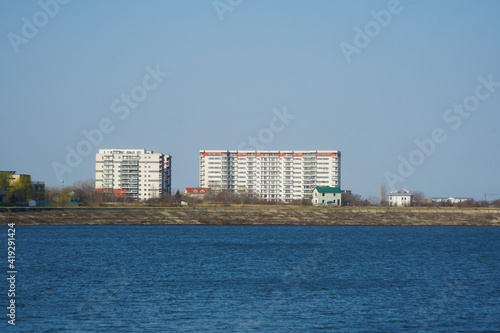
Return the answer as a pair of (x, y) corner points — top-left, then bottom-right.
(6, 225), (500, 332)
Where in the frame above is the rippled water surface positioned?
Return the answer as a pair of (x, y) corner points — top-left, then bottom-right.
(8, 225), (500, 332)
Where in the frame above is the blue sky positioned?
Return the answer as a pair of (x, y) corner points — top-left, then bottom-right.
(1, 0), (499, 201)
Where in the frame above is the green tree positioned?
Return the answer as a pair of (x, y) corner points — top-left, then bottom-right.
(0, 172), (11, 189)
(10, 176), (33, 202)
(57, 188), (73, 207)
(45, 186), (73, 207)
(0, 172), (12, 202)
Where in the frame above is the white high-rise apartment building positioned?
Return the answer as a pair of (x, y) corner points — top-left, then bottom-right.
(95, 149), (171, 200)
(199, 150), (340, 202)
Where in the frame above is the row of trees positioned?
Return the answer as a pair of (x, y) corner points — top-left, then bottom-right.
(166, 189), (500, 208)
(45, 179), (138, 207)
(145, 190), (311, 206)
(43, 179), (315, 207)
(8, 177), (499, 208)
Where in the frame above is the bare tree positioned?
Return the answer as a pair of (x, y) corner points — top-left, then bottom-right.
(342, 192), (362, 206)
(72, 179), (97, 205)
(380, 184), (387, 206)
(368, 196), (379, 206)
(412, 191), (428, 206)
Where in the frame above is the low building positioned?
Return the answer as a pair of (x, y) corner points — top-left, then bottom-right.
(32, 181), (46, 202)
(312, 186), (342, 206)
(389, 189), (413, 207)
(0, 171), (45, 205)
(431, 197), (473, 205)
(184, 187), (211, 198)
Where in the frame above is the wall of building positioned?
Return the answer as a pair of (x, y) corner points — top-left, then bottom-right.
(199, 150), (341, 203)
(313, 190), (342, 206)
(95, 149), (171, 200)
(389, 195), (412, 207)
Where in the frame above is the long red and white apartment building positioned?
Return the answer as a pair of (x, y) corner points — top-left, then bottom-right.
(199, 150), (341, 203)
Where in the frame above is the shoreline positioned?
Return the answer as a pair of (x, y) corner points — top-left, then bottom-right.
(1, 206), (499, 226)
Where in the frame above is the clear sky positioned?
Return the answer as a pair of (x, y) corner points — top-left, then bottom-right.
(1, 0), (499, 201)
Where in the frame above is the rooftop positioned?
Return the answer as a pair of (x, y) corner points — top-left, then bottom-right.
(314, 186), (342, 193)
(185, 187), (211, 194)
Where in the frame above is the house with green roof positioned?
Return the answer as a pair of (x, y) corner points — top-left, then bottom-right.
(312, 186), (342, 206)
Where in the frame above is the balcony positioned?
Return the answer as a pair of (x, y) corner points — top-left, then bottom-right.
(121, 160), (139, 165)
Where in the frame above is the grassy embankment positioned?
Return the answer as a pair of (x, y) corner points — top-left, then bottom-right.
(1, 205), (499, 226)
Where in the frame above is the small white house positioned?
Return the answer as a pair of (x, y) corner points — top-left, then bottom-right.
(389, 189), (413, 207)
(312, 187), (342, 206)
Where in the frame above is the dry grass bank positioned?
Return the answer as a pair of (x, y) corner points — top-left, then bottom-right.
(0, 206), (499, 226)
